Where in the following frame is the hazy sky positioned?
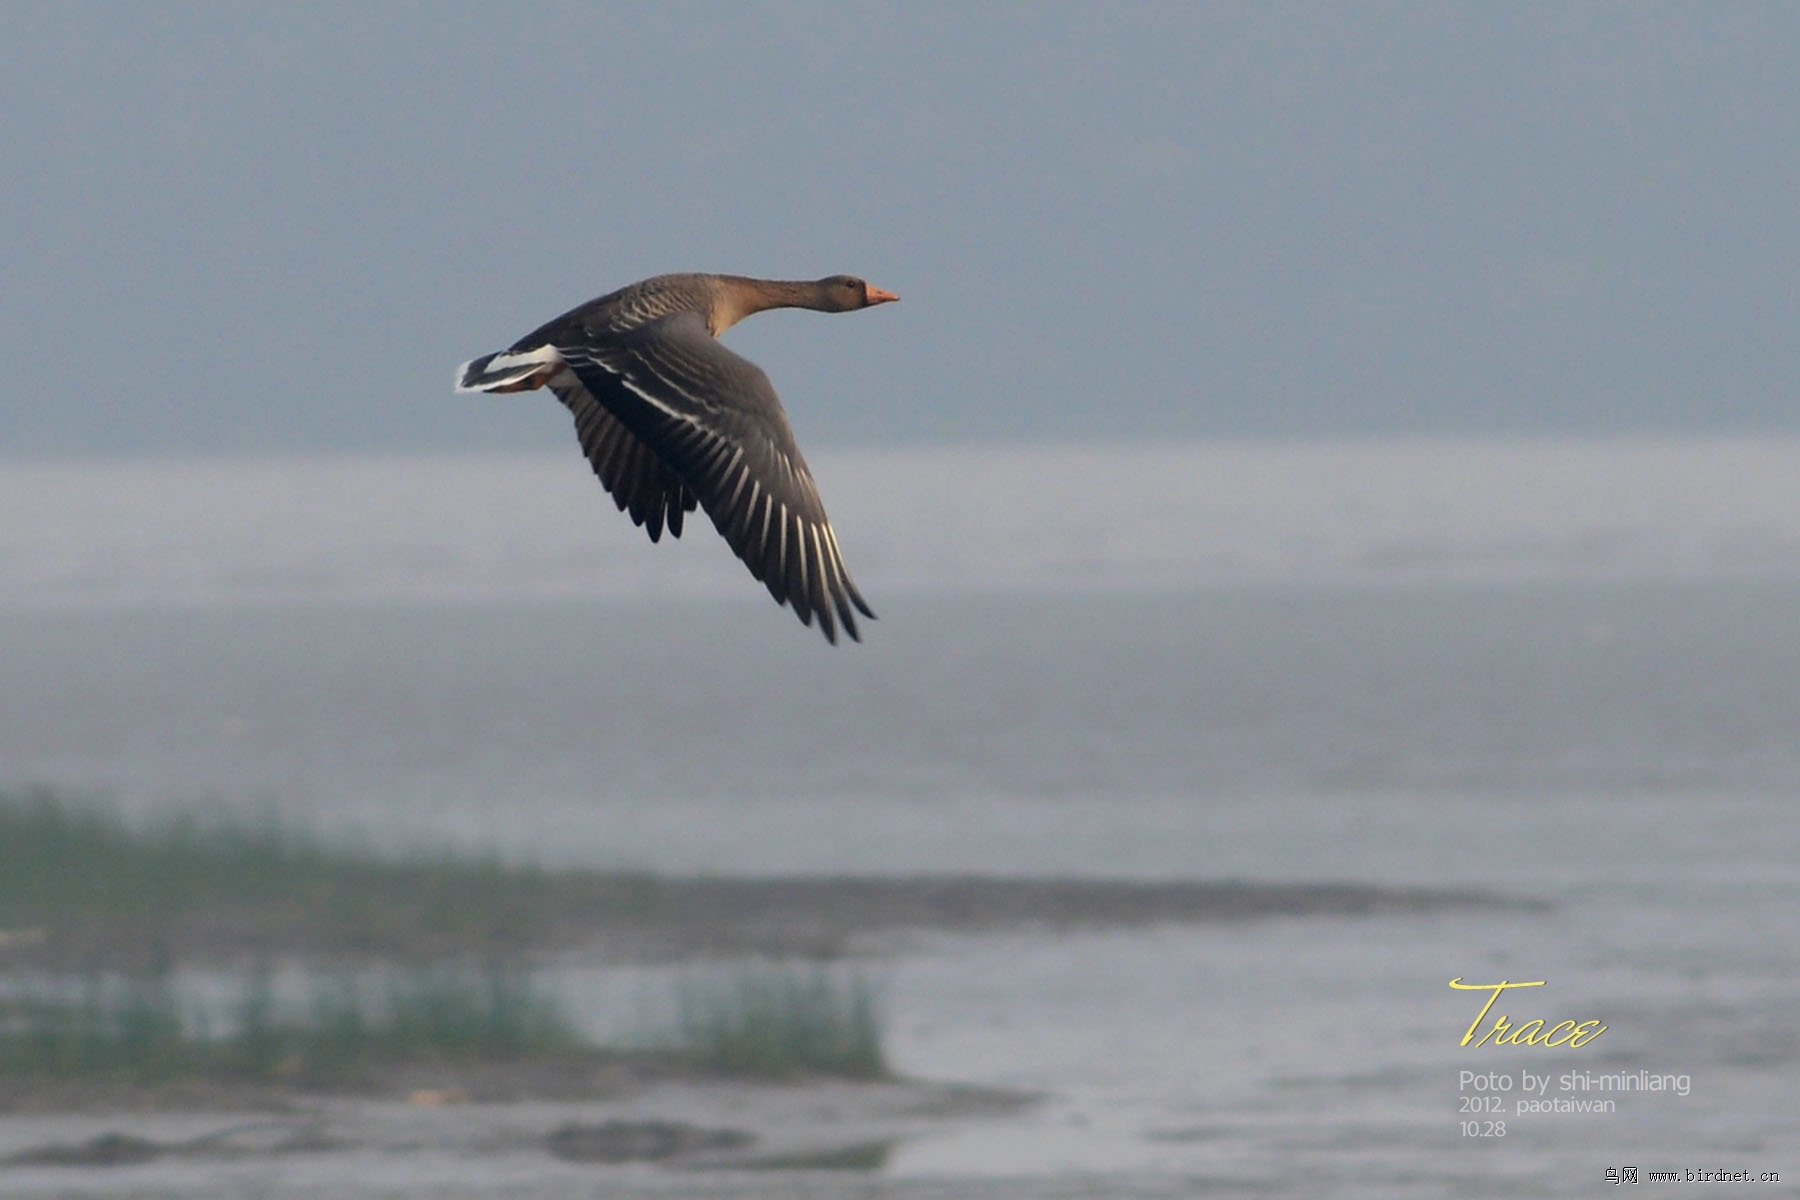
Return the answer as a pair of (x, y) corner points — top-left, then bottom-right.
(4, 3), (1797, 456)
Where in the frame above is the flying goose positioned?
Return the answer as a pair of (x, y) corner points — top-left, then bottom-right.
(456, 272), (897, 644)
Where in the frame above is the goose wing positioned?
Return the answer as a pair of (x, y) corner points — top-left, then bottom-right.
(554, 311), (874, 643)
(545, 373), (697, 543)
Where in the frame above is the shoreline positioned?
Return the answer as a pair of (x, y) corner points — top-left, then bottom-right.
(7, 870), (1543, 968)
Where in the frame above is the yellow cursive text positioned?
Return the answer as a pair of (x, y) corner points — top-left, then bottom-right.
(1448, 978), (1606, 1048)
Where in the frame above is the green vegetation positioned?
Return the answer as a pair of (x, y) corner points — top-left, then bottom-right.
(0, 787), (1516, 972)
(0, 788), (661, 966)
(0, 959), (588, 1086)
(0, 959), (894, 1088)
(0, 790), (900, 1090)
(1, 783), (1506, 1097)
(667, 964), (888, 1080)
(0, 790), (895, 1088)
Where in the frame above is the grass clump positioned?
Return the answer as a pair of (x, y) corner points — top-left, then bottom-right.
(0, 960), (586, 1086)
(670, 963), (888, 1080)
(0, 788), (661, 965)
(374, 961), (579, 1062)
(0, 968), (188, 1084)
(0, 792), (900, 1090)
(1, 960), (896, 1088)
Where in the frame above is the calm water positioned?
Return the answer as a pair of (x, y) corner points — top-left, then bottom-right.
(1, 584), (1796, 1195)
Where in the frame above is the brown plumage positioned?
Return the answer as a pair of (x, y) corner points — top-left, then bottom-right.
(456, 273), (898, 644)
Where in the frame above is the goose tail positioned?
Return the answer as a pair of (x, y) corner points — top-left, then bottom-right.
(454, 345), (562, 393)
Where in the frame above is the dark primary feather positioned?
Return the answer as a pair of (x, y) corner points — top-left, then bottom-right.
(552, 313), (873, 643)
(551, 380), (696, 542)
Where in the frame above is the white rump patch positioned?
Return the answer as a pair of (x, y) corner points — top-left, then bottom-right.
(455, 345), (565, 392)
